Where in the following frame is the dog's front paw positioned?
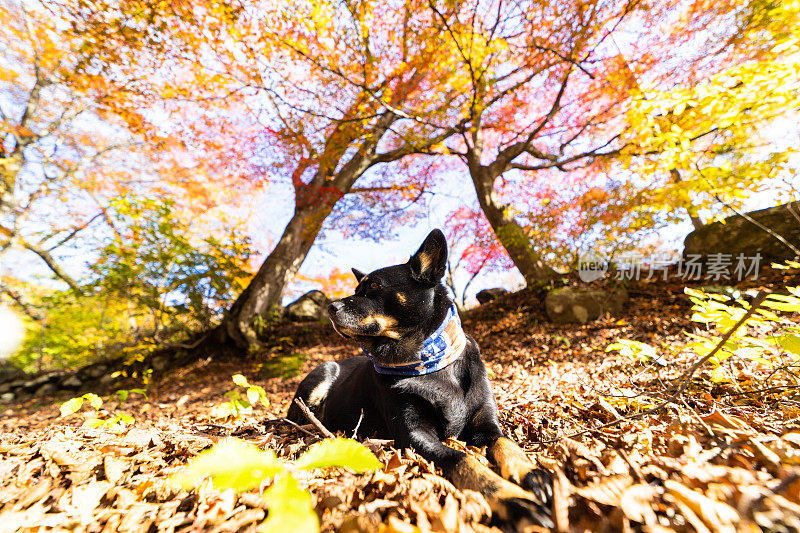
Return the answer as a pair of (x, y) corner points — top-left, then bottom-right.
(492, 494), (554, 531)
(521, 467), (554, 509)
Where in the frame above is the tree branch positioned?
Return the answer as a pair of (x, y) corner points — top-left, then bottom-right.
(0, 280), (43, 320)
(45, 212), (104, 251)
(20, 237), (83, 293)
(510, 136), (622, 172)
(695, 165), (800, 257)
(529, 42), (595, 79)
(491, 66), (573, 173)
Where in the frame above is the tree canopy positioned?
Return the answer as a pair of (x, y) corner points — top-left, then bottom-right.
(1, 0), (798, 361)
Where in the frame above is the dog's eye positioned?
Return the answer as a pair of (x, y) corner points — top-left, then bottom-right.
(368, 281), (381, 292)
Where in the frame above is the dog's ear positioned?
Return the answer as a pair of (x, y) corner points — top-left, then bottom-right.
(351, 268), (365, 282)
(409, 229), (448, 285)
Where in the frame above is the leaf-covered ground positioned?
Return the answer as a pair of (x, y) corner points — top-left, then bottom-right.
(2, 272), (800, 532)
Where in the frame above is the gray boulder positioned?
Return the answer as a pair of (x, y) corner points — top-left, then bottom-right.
(35, 382), (57, 397)
(77, 362), (109, 381)
(62, 375), (82, 389)
(545, 287), (628, 324)
(476, 288), (508, 305)
(150, 354), (171, 371)
(21, 373), (58, 393)
(684, 201), (800, 262)
(0, 379), (21, 394)
(285, 290), (330, 321)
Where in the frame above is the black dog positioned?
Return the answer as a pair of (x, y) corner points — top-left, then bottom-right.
(287, 229), (552, 529)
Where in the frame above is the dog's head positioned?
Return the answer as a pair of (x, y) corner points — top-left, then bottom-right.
(328, 229), (450, 342)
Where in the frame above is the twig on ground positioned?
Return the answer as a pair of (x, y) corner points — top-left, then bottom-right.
(352, 409), (364, 439)
(721, 384), (800, 398)
(680, 397), (716, 438)
(293, 398), (336, 439)
(275, 417), (318, 439)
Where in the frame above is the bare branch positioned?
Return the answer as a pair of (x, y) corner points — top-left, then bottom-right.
(45, 212), (104, 251)
(491, 66), (573, 173)
(0, 280), (43, 320)
(510, 135), (622, 172)
(19, 238), (83, 293)
(529, 42), (595, 79)
(695, 165), (800, 257)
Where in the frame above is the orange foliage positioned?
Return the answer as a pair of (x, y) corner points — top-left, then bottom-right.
(292, 268), (357, 300)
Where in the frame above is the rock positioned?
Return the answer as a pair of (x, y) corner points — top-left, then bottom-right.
(545, 287), (628, 324)
(0, 378), (28, 394)
(78, 363), (109, 381)
(62, 375), (82, 389)
(683, 201), (800, 263)
(35, 382), (57, 397)
(285, 290), (330, 321)
(0, 392), (14, 403)
(21, 373), (58, 393)
(476, 288), (508, 305)
(150, 354), (170, 372)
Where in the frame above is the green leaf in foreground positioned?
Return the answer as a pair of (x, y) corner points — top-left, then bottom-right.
(60, 393), (104, 416)
(84, 393), (103, 409)
(260, 474), (318, 533)
(172, 438), (284, 491)
(295, 438), (383, 472)
(60, 397), (83, 416)
(606, 339), (660, 363)
(247, 387), (260, 405)
(763, 293), (800, 313)
(777, 334), (800, 357)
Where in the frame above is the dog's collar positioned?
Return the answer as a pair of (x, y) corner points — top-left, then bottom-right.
(362, 304), (467, 376)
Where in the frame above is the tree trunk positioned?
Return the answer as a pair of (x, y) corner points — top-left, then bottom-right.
(470, 166), (557, 286)
(219, 111), (399, 350)
(222, 203), (335, 349)
(687, 210), (703, 229)
(670, 169), (703, 229)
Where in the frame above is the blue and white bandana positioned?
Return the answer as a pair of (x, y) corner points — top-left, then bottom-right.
(363, 304), (467, 376)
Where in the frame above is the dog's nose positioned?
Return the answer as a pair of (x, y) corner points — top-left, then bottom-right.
(328, 300), (344, 315)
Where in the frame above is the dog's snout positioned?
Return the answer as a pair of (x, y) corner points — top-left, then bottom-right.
(329, 300), (345, 315)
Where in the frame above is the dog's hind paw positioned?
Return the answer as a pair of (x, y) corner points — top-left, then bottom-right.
(492, 494), (554, 531)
